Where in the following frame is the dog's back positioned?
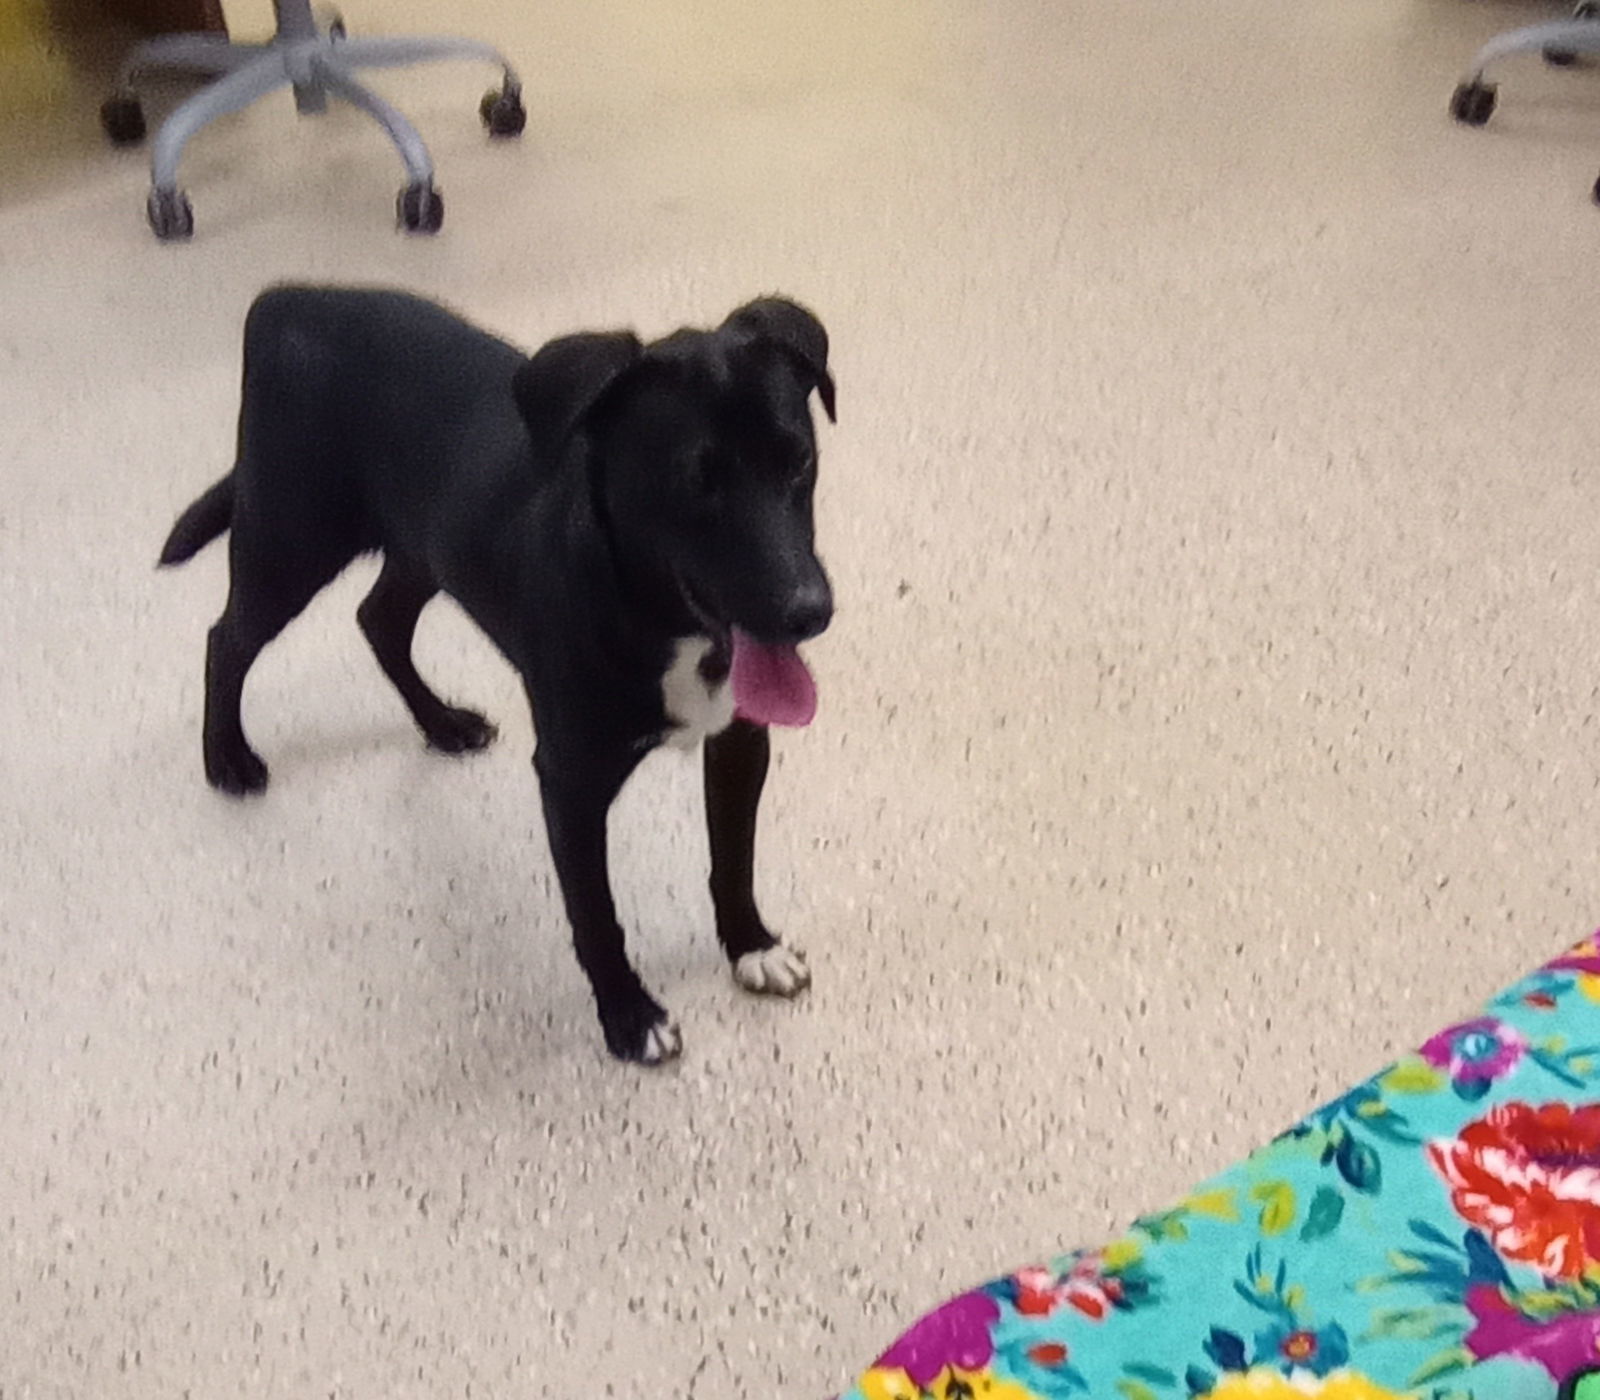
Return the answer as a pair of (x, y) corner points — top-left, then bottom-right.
(160, 286), (532, 573)
(234, 287), (528, 562)
(240, 285), (524, 438)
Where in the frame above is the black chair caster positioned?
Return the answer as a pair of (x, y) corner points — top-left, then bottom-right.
(479, 86), (526, 138)
(147, 187), (195, 241)
(1450, 79), (1497, 126)
(398, 181), (444, 234)
(100, 92), (147, 147)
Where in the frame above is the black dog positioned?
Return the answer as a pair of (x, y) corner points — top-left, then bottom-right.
(159, 286), (835, 1063)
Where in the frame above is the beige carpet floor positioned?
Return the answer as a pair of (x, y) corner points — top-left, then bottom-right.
(5, 0), (1600, 1394)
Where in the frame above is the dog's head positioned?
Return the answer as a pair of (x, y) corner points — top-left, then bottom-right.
(514, 298), (836, 649)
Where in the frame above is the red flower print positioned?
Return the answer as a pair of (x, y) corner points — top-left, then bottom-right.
(1280, 1331), (1318, 1363)
(1012, 1262), (1115, 1320)
(1013, 1268), (1059, 1316)
(1065, 1285), (1110, 1320)
(1061, 1254), (1118, 1319)
(1005, 1250), (1146, 1330)
(1428, 1102), (1600, 1279)
(1027, 1343), (1069, 1367)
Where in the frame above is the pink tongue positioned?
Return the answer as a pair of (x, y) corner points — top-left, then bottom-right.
(731, 629), (817, 727)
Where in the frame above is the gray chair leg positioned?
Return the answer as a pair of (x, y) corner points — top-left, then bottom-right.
(1449, 5), (1600, 201)
(1468, 18), (1600, 74)
(1451, 13), (1600, 131)
(119, 34), (272, 84)
(313, 58), (434, 187)
(150, 55), (298, 193)
(328, 34), (519, 93)
(313, 59), (446, 233)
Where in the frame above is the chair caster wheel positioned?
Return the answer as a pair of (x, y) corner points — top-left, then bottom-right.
(1450, 79), (1497, 126)
(147, 187), (195, 241)
(479, 87), (526, 138)
(398, 181), (444, 234)
(101, 92), (147, 147)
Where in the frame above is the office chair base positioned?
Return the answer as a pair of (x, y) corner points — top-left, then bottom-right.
(101, 0), (522, 240)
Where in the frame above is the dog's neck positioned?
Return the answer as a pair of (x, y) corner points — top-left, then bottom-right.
(577, 452), (704, 645)
(519, 455), (704, 657)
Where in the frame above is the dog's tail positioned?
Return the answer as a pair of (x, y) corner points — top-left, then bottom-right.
(158, 475), (235, 566)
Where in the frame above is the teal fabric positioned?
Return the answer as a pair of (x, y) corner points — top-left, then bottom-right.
(836, 934), (1600, 1400)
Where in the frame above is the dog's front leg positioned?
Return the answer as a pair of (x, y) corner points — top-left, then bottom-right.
(536, 750), (680, 1064)
(704, 719), (811, 999)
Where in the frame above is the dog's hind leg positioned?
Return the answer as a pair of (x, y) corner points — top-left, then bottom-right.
(704, 720), (811, 998)
(204, 612), (273, 795)
(357, 558), (496, 754)
(204, 540), (343, 796)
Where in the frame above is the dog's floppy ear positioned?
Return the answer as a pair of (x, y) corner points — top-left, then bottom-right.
(723, 297), (836, 424)
(513, 331), (644, 456)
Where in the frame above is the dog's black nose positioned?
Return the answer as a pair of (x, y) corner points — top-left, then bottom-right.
(782, 578), (833, 642)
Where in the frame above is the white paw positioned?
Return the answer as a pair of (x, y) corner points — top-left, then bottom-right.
(733, 946), (812, 998)
(641, 1021), (683, 1064)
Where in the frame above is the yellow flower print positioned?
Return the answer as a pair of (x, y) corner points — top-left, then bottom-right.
(858, 1366), (1044, 1400)
(1202, 1369), (1409, 1400)
(858, 1369), (919, 1400)
(927, 1367), (1043, 1399)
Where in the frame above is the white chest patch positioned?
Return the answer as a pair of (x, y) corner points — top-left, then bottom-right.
(660, 637), (735, 749)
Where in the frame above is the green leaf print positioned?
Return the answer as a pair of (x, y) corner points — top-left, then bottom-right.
(1335, 1132), (1383, 1193)
(1299, 1185), (1345, 1242)
(1251, 1180), (1297, 1236)
(1408, 1347), (1474, 1386)
(1381, 1059), (1447, 1095)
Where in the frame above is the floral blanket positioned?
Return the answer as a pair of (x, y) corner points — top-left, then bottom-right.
(836, 933), (1600, 1400)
